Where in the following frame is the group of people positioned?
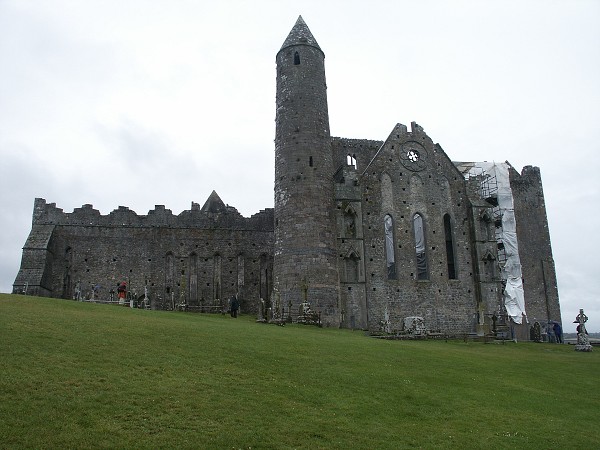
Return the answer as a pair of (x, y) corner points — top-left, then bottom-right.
(532, 321), (563, 343)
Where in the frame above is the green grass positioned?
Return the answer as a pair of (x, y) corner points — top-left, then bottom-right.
(1, 294), (598, 449)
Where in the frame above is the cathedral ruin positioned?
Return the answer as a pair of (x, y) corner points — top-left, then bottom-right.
(13, 17), (561, 340)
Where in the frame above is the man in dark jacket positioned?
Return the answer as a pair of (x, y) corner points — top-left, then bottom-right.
(230, 294), (240, 318)
(553, 321), (563, 344)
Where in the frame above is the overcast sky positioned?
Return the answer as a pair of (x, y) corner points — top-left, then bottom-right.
(1, 0), (598, 332)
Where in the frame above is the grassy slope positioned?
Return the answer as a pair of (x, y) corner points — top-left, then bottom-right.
(1, 294), (598, 449)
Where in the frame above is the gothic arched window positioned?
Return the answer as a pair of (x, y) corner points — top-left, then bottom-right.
(347, 154), (357, 168)
(345, 252), (360, 283)
(444, 214), (457, 279)
(413, 213), (428, 280)
(384, 214), (396, 279)
(482, 251), (496, 281)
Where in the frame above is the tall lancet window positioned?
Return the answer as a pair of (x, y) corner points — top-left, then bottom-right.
(444, 214), (457, 279)
(384, 214), (396, 279)
(413, 213), (428, 280)
(294, 51), (300, 65)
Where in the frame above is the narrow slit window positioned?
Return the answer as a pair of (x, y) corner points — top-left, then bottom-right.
(309, 156), (313, 167)
(294, 51), (300, 65)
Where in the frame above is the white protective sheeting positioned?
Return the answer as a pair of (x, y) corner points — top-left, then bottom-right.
(413, 214), (426, 254)
(469, 162), (527, 324)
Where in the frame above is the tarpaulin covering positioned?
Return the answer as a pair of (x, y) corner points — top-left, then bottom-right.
(413, 214), (425, 254)
(413, 214), (428, 279)
(469, 162), (527, 324)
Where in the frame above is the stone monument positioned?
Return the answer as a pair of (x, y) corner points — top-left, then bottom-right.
(573, 309), (593, 352)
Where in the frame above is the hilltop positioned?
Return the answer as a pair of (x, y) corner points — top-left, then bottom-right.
(1, 294), (598, 449)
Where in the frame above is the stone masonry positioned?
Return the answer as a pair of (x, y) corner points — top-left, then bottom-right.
(13, 16), (561, 338)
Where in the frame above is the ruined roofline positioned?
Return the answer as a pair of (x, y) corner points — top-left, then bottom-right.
(360, 121), (425, 176)
(453, 161), (541, 179)
(333, 124), (518, 186)
(331, 137), (384, 147)
(30, 198), (274, 231)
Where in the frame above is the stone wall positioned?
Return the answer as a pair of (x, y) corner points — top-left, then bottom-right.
(29, 198), (272, 230)
(510, 165), (561, 328)
(334, 163), (368, 329)
(357, 123), (482, 335)
(13, 198), (274, 314)
(331, 138), (383, 174)
(12, 224), (56, 297)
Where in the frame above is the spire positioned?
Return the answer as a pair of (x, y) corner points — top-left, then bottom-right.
(200, 190), (226, 213)
(280, 15), (321, 52)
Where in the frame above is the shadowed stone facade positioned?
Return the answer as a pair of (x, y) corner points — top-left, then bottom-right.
(273, 17), (341, 327)
(13, 16), (560, 338)
(14, 195), (274, 314)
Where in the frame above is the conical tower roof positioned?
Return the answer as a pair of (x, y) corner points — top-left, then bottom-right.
(200, 190), (226, 213)
(280, 15), (321, 52)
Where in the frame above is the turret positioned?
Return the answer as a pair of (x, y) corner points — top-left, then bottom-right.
(273, 17), (340, 326)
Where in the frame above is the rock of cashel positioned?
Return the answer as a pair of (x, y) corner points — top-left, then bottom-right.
(13, 16), (561, 340)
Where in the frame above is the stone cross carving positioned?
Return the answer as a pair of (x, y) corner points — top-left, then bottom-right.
(574, 308), (593, 352)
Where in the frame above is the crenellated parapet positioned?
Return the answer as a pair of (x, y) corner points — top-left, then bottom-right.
(31, 197), (274, 231)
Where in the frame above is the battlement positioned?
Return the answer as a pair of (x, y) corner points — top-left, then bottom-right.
(31, 198), (274, 231)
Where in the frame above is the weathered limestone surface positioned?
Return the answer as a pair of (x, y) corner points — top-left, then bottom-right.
(273, 16), (341, 327)
(13, 17), (561, 338)
(14, 196), (274, 314)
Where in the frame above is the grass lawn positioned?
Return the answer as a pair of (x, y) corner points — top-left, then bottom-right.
(1, 294), (598, 449)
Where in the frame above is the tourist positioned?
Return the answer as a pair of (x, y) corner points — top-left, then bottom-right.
(553, 321), (563, 344)
(230, 294), (239, 318)
(117, 282), (127, 304)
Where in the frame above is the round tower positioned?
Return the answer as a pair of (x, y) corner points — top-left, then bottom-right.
(273, 16), (340, 327)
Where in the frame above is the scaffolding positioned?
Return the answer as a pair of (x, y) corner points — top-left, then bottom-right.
(463, 163), (507, 272)
(456, 162), (509, 322)
(478, 169), (507, 269)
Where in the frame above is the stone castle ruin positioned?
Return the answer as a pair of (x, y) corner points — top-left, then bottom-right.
(13, 17), (561, 340)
